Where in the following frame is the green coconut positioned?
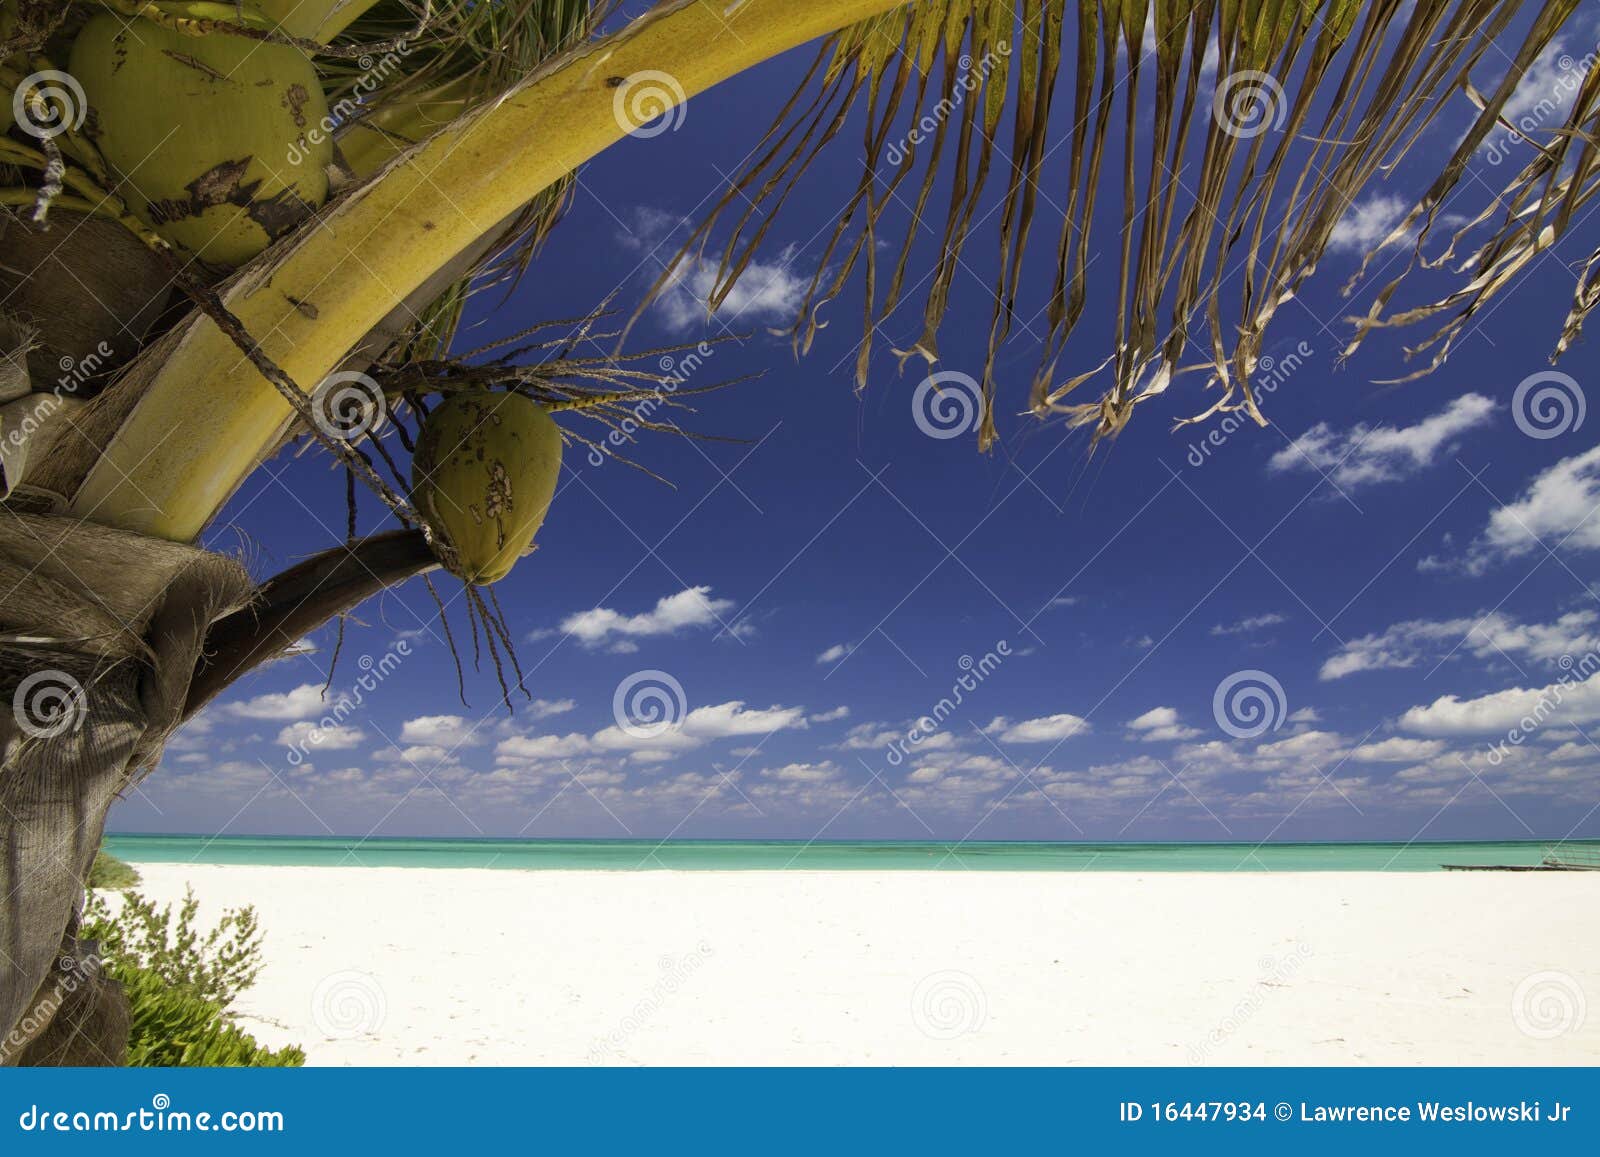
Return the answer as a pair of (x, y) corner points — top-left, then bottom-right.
(68, 4), (333, 266)
(411, 391), (563, 584)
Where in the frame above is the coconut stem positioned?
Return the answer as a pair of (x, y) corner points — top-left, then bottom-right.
(182, 528), (437, 718)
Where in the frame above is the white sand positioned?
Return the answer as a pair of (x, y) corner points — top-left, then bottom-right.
(118, 863), (1599, 1065)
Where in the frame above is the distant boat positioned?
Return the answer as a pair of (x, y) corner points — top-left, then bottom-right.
(1541, 843), (1600, 871)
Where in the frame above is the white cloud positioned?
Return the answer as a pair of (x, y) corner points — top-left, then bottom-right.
(681, 701), (809, 738)
(559, 586), (735, 649)
(1321, 609), (1600, 680)
(1129, 706), (1181, 730)
(1252, 729), (1346, 765)
(656, 247), (809, 333)
(1477, 445), (1600, 564)
(1269, 394), (1494, 489)
(1287, 707), (1322, 724)
(986, 713), (1090, 743)
(224, 683), (328, 721)
(495, 732), (594, 761)
(373, 744), (460, 766)
(1327, 193), (1412, 255)
(1480, 33), (1590, 158)
(276, 721), (366, 750)
(495, 699), (809, 765)
(760, 761), (842, 783)
(1400, 671), (1600, 736)
(1210, 612), (1286, 636)
(836, 722), (956, 753)
(400, 715), (483, 747)
(1126, 706), (1203, 743)
(809, 706), (850, 722)
(530, 698), (576, 718)
(816, 642), (853, 664)
(618, 205), (810, 334)
(1348, 737), (1447, 763)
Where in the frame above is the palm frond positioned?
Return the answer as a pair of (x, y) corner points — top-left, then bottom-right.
(650, 0), (1597, 446)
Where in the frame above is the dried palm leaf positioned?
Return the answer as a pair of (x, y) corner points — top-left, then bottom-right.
(645, 0), (1595, 445)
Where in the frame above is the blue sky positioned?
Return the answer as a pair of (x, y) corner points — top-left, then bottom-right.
(111, 8), (1600, 843)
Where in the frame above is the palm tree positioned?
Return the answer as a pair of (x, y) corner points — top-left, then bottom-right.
(0, 0), (1592, 1063)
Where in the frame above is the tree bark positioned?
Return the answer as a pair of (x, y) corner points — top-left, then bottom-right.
(0, 513), (439, 1060)
(0, 508), (252, 1062)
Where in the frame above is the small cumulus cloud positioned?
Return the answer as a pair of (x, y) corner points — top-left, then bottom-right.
(557, 586), (736, 651)
(1210, 613), (1287, 636)
(1125, 707), (1203, 743)
(1400, 672), (1600, 736)
(985, 714), (1090, 743)
(275, 721), (366, 750)
(618, 206), (808, 334)
(1321, 610), (1600, 680)
(760, 761), (842, 783)
(223, 683), (329, 721)
(1269, 394), (1494, 490)
(1348, 737), (1447, 763)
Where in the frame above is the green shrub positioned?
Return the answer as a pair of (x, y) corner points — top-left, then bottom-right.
(117, 969), (304, 1068)
(85, 886), (262, 1008)
(88, 852), (140, 891)
(83, 885), (302, 1067)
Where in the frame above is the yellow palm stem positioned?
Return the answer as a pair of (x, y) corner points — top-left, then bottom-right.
(71, 0), (908, 541)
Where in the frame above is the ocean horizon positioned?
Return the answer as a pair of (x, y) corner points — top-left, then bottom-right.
(101, 834), (1600, 872)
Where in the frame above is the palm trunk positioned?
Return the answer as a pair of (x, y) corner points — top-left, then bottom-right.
(0, 512), (436, 1061)
(0, 510), (253, 1061)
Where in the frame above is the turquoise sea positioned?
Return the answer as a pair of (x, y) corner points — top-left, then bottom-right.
(101, 834), (1599, 872)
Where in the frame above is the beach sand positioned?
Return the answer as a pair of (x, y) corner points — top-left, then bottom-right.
(118, 863), (1598, 1065)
